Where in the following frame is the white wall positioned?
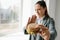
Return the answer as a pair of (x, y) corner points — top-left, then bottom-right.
(55, 0), (60, 40)
(45, 0), (56, 20)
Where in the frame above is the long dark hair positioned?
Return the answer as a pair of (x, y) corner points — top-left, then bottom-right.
(36, 1), (50, 18)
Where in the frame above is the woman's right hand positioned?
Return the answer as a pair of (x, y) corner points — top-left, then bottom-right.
(31, 15), (37, 23)
(27, 15), (37, 25)
(26, 15), (37, 33)
(27, 17), (31, 24)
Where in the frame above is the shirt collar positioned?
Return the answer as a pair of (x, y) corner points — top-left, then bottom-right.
(37, 16), (45, 20)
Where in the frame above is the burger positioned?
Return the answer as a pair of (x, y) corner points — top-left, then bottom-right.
(26, 23), (40, 34)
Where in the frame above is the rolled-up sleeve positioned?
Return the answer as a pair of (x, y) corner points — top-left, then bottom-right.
(48, 18), (57, 40)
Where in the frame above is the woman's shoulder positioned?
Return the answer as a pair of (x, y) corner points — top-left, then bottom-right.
(48, 17), (55, 23)
(43, 16), (54, 20)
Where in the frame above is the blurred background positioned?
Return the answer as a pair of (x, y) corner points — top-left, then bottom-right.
(0, 0), (60, 40)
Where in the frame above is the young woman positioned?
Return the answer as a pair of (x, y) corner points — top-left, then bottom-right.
(25, 1), (57, 40)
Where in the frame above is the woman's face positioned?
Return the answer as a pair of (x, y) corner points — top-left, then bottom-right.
(35, 4), (46, 17)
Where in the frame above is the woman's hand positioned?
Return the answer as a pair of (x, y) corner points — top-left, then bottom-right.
(27, 15), (37, 24)
(26, 15), (37, 29)
(38, 25), (50, 40)
(31, 15), (37, 23)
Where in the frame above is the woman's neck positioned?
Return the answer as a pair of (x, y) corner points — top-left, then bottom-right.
(39, 15), (45, 19)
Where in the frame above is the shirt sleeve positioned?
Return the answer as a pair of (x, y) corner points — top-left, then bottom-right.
(48, 18), (57, 40)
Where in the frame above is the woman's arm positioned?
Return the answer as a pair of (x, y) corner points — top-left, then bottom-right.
(26, 15), (37, 29)
(48, 18), (57, 40)
(24, 15), (37, 34)
(35, 18), (57, 40)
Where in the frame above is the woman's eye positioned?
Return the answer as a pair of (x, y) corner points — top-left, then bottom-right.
(35, 9), (41, 11)
(38, 9), (41, 10)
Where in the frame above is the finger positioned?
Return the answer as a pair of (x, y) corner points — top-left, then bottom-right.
(28, 17), (31, 21)
(42, 32), (46, 36)
(28, 17), (31, 23)
(31, 15), (36, 20)
(32, 15), (36, 18)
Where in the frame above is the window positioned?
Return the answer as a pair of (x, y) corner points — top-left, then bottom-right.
(0, 0), (21, 35)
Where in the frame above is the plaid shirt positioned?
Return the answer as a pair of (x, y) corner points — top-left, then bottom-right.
(24, 16), (57, 40)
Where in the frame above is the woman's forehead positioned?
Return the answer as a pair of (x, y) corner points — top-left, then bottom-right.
(35, 4), (42, 9)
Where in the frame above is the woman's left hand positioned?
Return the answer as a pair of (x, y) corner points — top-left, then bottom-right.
(36, 25), (50, 40)
(41, 29), (50, 40)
